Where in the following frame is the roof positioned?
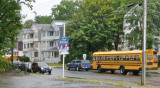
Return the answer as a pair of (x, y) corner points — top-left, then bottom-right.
(93, 50), (155, 55)
(32, 24), (54, 31)
(22, 28), (34, 34)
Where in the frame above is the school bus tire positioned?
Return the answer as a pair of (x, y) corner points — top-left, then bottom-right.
(111, 69), (115, 74)
(120, 66), (128, 75)
(97, 66), (102, 73)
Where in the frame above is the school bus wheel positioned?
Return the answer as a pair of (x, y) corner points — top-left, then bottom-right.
(120, 66), (128, 75)
(97, 66), (102, 73)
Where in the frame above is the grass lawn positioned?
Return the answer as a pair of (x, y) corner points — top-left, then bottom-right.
(47, 63), (67, 68)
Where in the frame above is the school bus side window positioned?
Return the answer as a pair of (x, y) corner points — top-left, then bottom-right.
(137, 55), (140, 61)
(108, 56), (110, 60)
(100, 56), (102, 60)
(97, 56), (99, 60)
(117, 56), (119, 60)
(130, 56), (133, 60)
(105, 56), (107, 60)
(114, 56), (116, 60)
(102, 56), (104, 60)
(111, 56), (113, 60)
(126, 56), (129, 60)
(134, 56), (137, 60)
(120, 56), (123, 60)
(124, 56), (126, 60)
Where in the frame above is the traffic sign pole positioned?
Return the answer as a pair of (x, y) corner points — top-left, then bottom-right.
(142, 0), (147, 85)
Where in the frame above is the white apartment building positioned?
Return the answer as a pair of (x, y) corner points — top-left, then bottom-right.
(16, 20), (67, 63)
(123, 5), (160, 55)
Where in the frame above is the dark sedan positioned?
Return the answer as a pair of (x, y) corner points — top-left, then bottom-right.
(32, 62), (52, 74)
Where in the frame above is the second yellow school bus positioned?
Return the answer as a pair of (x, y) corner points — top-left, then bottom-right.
(92, 50), (158, 75)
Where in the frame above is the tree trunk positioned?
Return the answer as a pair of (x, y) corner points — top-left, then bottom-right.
(114, 34), (119, 51)
(11, 47), (13, 63)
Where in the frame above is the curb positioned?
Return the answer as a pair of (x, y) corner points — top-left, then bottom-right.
(57, 77), (139, 88)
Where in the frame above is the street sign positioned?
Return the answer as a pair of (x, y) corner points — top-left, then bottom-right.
(83, 54), (86, 60)
(59, 37), (69, 54)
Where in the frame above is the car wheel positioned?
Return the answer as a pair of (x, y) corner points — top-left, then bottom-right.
(76, 66), (79, 71)
(40, 70), (44, 74)
(48, 71), (51, 74)
(67, 66), (70, 70)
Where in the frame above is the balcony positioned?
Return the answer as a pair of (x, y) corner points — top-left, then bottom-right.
(41, 36), (59, 41)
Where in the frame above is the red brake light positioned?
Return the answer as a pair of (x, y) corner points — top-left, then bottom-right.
(154, 60), (158, 63)
(81, 64), (82, 67)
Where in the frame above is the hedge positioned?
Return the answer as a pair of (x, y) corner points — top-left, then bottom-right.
(0, 57), (13, 72)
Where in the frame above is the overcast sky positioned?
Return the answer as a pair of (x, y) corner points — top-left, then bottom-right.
(21, 0), (62, 22)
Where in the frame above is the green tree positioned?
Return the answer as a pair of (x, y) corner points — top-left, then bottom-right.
(0, 0), (35, 59)
(19, 55), (30, 62)
(125, 0), (160, 50)
(51, 0), (81, 20)
(0, 0), (22, 56)
(65, 0), (136, 62)
(34, 16), (52, 24)
(23, 20), (34, 28)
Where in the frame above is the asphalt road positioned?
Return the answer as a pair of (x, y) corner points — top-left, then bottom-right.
(0, 68), (121, 88)
(0, 67), (160, 88)
(54, 67), (160, 86)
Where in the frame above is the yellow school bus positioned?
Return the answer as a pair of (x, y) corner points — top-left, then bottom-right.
(92, 50), (158, 75)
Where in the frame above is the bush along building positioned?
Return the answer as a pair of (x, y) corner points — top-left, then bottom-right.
(15, 20), (67, 63)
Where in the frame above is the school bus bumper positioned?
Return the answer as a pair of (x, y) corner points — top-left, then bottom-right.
(139, 67), (158, 71)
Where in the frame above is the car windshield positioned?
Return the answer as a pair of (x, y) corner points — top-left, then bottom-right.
(13, 60), (20, 63)
(38, 63), (48, 67)
(81, 60), (90, 63)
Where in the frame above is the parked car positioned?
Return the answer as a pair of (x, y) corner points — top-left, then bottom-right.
(67, 60), (92, 71)
(32, 62), (52, 74)
(13, 60), (21, 69)
(19, 62), (32, 72)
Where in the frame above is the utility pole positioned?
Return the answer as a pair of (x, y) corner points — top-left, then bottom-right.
(142, 0), (147, 85)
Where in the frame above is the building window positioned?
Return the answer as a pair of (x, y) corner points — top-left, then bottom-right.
(52, 52), (54, 57)
(28, 43), (29, 48)
(54, 52), (59, 58)
(56, 41), (59, 47)
(34, 34), (38, 38)
(24, 44), (26, 49)
(50, 31), (54, 36)
(56, 31), (59, 36)
(30, 34), (34, 39)
(34, 52), (38, 57)
(48, 52), (50, 58)
(50, 41), (54, 47)
(34, 43), (38, 48)
(30, 43), (34, 48)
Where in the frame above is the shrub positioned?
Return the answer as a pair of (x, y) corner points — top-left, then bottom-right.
(0, 57), (13, 72)
(19, 56), (30, 62)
